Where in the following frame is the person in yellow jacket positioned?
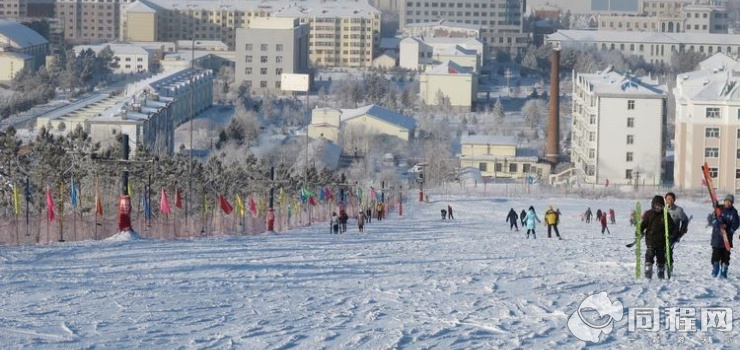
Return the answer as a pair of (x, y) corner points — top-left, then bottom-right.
(545, 205), (562, 240)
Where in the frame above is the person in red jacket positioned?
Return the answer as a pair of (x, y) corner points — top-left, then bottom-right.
(600, 211), (610, 234)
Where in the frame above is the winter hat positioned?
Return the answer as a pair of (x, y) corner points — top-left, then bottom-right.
(724, 194), (734, 204)
(651, 195), (665, 207)
(547, 205), (553, 211)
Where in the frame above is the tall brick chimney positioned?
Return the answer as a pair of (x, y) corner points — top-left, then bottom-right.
(546, 47), (560, 166)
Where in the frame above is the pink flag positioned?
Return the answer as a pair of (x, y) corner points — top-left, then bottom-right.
(46, 186), (56, 222)
(369, 187), (376, 201)
(160, 187), (172, 215)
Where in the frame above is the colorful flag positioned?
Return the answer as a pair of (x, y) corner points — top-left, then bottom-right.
(142, 192), (151, 220)
(46, 186), (55, 221)
(175, 189), (183, 209)
(160, 187), (171, 215)
(12, 184), (21, 215)
(70, 178), (79, 208)
(236, 194), (245, 216)
(369, 187), (376, 202)
(219, 194), (233, 215)
(248, 195), (258, 217)
(95, 189), (103, 216)
(278, 187), (286, 207)
(127, 182), (133, 198)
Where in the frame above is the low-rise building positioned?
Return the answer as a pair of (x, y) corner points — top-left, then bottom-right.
(459, 135), (548, 179)
(0, 51), (32, 81)
(399, 36), (483, 72)
(74, 43), (153, 74)
(419, 60), (478, 111)
(0, 19), (48, 71)
(308, 104), (416, 147)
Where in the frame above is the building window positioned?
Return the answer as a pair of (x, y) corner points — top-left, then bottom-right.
(244, 67), (252, 74)
(589, 115), (596, 124)
(736, 169), (740, 179)
(589, 149), (595, 159)
(705, 147), (719, 157)
(627, 135), (634, 144)
(627, 117), (634, 127)
(245, 44), (252, 51)
(736, 149), (740, 159)
(260, 44), (268, 51)
(276, 56), (282, 63)
(706, 127), (720, 138)
(706, 107), (720, 118)
(260, 81), (267, 88)
(260, 56), (268, 63)
(589, 132), (595, 142)
(260, 68), (267, 75)
(709, 167), (718, 178)
(509, 163), (517, 173)
(627, 100), (635, 110)
(245, 55), (252, 63)
(626, 152), (633, 162)
(737, 109), (740, 119)
(276, 44), (283, 51)
(523, 164), (531, 173)
(275, 81), (281, 89)
(275, 68), (282, 75)
(494, 163), (502, 172)
(479, 162), (487, 172)
(626, 169), (633, 179)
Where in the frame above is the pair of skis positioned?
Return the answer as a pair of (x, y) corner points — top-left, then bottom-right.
(701, 162), (733, 252)
(628, 201), (672, 279)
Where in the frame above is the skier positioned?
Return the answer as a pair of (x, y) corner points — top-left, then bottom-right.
(339, 209), (349, 233)
(330, 212), (340, 234)
(524, 206), (541, 239)
(600, 211), (610, 234)
(365, 207), (372, 223)
(708, 194), (739, 278)
(447, 205), (454, 220)
(585, 207), (592, 223)
(665, 192), (690, 278)
(609, 209), (616, 224)
(596, 209), (603, 223)
(638, 195), (676, 279)
(506, 208), (519, 231)
(441, 209), (447, 220)
(520, 209), (527, 227)
(357, 211), (365, 232)
(544, 205), (562, 239)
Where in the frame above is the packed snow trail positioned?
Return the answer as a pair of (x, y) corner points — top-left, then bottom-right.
(0, 195), (738, 349)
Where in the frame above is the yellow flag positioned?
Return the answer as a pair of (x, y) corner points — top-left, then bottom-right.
(279, 187), (286, 207)
(127, 181), (133, 198)
(13, 184), (21, 215)
(236, 194), (245, 216)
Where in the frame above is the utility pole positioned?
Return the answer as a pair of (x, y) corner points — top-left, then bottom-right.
(187, 36), (195, 232)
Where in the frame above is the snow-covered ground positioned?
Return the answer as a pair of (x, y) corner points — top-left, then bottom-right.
(1, 191), (738, 349)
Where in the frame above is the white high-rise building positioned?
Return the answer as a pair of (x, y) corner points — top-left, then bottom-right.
(674, 53), (740, 193)
(571, 67), (667, 186)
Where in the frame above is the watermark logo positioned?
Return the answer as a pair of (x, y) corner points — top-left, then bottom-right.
(568, 292), (624, 343)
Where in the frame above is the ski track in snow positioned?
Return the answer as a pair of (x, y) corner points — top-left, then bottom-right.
(0, 195), (739, 349)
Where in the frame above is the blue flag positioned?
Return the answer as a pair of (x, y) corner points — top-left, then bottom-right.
(70, 178), (78, 208)
(142, 192), (152, 220)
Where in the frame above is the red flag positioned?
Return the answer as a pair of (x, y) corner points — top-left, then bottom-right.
(308, 196), (317, 206)
(219, 194), (233, 215)
(46, 186), (56, 221)
(175, 189), (183, 209)
(160, 187), (172, 215)
(248, 195), (258, 218)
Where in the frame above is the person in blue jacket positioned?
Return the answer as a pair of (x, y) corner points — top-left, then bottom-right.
(524, 206), (541, 239)
(709, 194), (740, 278)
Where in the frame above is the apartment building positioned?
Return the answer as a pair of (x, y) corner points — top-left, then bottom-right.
(55, 0), (132, 42)
(546, 30), (740, 66)
(235, 17), (309, 94)
(673, 53), (740, 193)
(399, 0), (528, 57)
(598, 0), (728, 34)
(121, 0), (380, 68)
(0, 0), (26, 18)
(571, 67), (667, 186)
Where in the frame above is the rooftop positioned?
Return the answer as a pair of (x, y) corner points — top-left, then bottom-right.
(135, 0), (380, 17)
(461, 135), (517, 146)
(341, 104), (416, 131)
(0, 19), (48, 48)
(547, 29), (740, 46)
(577, 66), (666, 97)
(426, 60), (475, 75)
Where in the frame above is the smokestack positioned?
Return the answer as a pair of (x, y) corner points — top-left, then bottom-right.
(546, 46), (560, 166)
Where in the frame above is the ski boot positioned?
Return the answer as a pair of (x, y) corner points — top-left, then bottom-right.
(657, 267), (665, 280)
(532, 234), (536, 239)
(712, 262), (720, 278)
(644, 264), (653, 279)
(720, 264), (729, 279)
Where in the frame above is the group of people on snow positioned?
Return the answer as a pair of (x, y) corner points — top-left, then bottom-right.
(636, 191), (737, 280)
(506, 206), (562, 239)
(440, 205), (454, 220)
(330, 202), (387, 234)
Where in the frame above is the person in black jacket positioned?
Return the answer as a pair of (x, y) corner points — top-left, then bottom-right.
(520, 209), (527, 227)
(506, 208), (519, 231)
(639, 195), (676, 279)
(708, 194), (740, 278)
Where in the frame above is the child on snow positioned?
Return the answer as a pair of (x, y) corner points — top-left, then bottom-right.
(331, 212), (340, 234)
(524, 206), (541, 239)
(506, 208), (519, 231)
(600, 212), (609, 234)
(544, 205), (562, 239)
(638, 196), (676, 279)
(708, 194), (740, 278)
